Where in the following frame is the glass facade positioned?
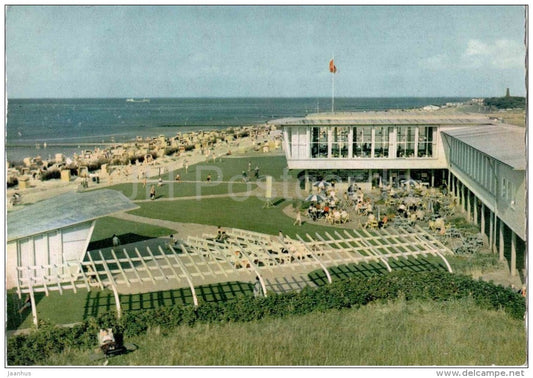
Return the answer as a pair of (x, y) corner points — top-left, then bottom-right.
(396, 126), (416, 158)
(311, 127), (328, 158)
(352, 127), (372, 157)
(417, 126), (433, 157)
(374, 126), (390, 158)
(289, 125), (437, 159)
(331, 127), (349, 158)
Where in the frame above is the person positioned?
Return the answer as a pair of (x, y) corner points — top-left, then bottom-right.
(254, 166), (260, 179)
(18, 294), (31, 314)
(253, 276), (263, 298)
(158, 177), (163, 187)
(293, 211), (302, 226)
(175, 173), (181, 182)
(248, 161), (252, 172)
(87, 265), (98, 284)
(206, 174), (212, 182)
(216, 226), (223, 241)
(150, 185), (156, 200)
(11, 192), (21, 205)
(278, 230), (284, 242)
(184, 161), (189, 174)
(242, 170), (247, 183)
(112, 234), (120, 247)
(169, 234), (179, 247)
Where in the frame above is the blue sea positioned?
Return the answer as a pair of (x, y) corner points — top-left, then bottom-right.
(5, 97), (469, 162)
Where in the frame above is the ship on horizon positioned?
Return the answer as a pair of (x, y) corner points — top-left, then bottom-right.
(126, 98), (150, 103)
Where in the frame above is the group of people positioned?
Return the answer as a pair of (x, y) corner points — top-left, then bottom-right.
(215, 226), (229, 242)
(242, 162), (261, 182)
(307, 202), (332, 221)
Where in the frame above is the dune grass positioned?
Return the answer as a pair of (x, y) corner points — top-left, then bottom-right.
(40, 298), (526, 366)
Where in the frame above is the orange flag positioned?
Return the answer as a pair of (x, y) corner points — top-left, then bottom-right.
(329, 59), (337, 73)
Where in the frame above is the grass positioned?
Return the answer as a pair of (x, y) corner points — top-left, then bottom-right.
(166, 154), (298, 182)
(106, 182), (257, 201)
(39, 298), (527, 366)
(7, 281), (254, 330)
(130, 196), (333, 238)
(88, 216), (175, 250)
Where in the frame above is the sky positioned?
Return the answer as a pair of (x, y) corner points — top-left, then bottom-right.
(5, 5), (527, 98)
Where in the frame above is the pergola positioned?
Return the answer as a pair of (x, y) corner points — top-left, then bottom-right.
(15, 225), (452, 327)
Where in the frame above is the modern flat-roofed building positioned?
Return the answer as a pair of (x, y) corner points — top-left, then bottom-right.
(271, 111), (526, 278)
(6, 189), (139, 290)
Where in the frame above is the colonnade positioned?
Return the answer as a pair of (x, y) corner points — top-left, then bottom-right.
(448, 172), (523, 277)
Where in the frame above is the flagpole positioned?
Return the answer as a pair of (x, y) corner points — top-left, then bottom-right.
(331, 70), (335, 113)
(331, 55), (335, 113)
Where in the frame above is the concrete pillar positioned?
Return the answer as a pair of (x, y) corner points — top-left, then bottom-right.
(447, 170), (451, 191)
(461, 184), (465, 213)
(466, 188), (471, 222)
(431, 169), (435, 187)
(480, 203), (486, 241)
(499, 220), (505, 262)
(511, 232), (517, 276)
(473, 197), (478, 225)
(368, 169), (372, 186)
(489, 212), (494, 253)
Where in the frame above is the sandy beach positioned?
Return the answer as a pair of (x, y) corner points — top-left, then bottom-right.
(6, 124), (279, 207)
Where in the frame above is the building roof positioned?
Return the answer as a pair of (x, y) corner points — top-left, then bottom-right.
(442, 124), (526, 170)
(269, 112), (496, 127)
(7, 189), (139, 241)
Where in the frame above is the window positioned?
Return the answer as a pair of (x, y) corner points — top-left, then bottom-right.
(331, 127), (349, 158)
(396, 127), (416, 158)
(353, 127), (372, 157)
(374, 127), (390, 158)
(417, 127), (434, 157)
(311, 127), (328, 158)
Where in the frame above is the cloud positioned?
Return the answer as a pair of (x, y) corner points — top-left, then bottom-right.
(420, 38), (525, 71)
(463, 39), (524, 69)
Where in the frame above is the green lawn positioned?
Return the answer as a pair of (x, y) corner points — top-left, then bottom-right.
(89, 216), (175, 250)
(105, 181), (256, 201)
(7, 281), (254, 330)
(166, 154), (297, 182)
(130, 196), (332, 238)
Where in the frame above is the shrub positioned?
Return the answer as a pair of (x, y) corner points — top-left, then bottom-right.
(7, 271), (525, 365)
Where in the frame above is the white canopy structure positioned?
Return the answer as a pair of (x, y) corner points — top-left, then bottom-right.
(14, 225), (452, 327)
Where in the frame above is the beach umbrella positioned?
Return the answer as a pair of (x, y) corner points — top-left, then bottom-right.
(313, 180), (331, 187)
(401, 179), (418, 187)
(305, 194), (326, 202)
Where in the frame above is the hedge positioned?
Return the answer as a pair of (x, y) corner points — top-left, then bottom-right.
(7, 271), (525, 365)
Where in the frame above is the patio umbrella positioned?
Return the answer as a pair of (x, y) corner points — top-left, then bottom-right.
(313, 180), (331, 187)
(305, 194), (326, 202)
(401, 179), (418, 187)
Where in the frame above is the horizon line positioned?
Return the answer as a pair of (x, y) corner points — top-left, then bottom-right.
(7, 95), (498, 101)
